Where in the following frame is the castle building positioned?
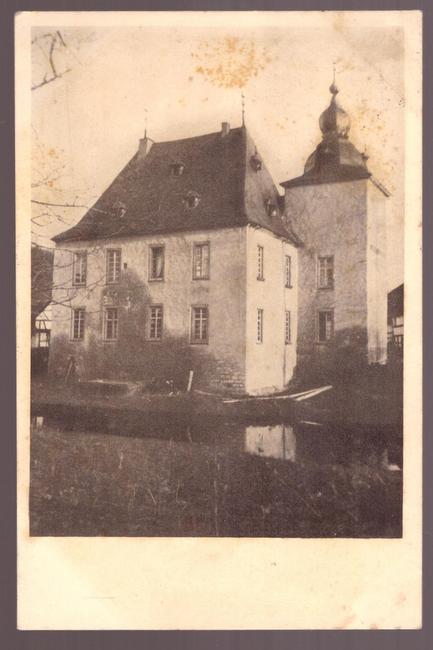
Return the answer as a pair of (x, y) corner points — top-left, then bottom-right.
(50, 124), (299, 394)
(49, 83), (389, 394)
(281, 82), (389, 380)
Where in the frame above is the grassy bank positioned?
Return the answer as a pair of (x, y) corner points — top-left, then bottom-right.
(30, 423), (402, 538)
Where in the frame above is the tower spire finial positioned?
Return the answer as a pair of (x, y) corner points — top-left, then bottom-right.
(330, 62), (339, 96)
(241, 92), (245, 127)
(144, 108), (148, 138)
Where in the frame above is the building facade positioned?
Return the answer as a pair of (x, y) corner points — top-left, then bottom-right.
(50, 124), (298, 394)
(49, 83), (389, 394)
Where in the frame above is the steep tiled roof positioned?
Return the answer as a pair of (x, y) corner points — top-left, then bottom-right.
(53, 126), (297, 244)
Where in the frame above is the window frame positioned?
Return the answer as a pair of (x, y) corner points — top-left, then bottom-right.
(71, 307), (85, 341)
(317, 255), (334, 290)
(103, 307), (119, 341)
(149, 244), (165, 282)
(106, 248), (122, 285)
(257, 245), (264, 281)
(317, 309), (334, 343)
(190, 305), (209, 345)
(285, 310), (292, 344)
(72, 250), (87, 287)
(284, 254), (292, 288)
(192, 241), (210, 280)
(147, 304), (164, 341)
(257, 308), (264, 344)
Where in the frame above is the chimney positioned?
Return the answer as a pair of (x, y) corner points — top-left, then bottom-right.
(138, 134), (154, 160)
(221, 122), (230, 138)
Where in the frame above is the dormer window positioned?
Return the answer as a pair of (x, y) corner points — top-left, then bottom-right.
(265, 199), (277, 218)
(170, 162), (185, 176)
(250, 153), (262, 171)
(184, 191), (200, 209)
(112, 201), (127, 219)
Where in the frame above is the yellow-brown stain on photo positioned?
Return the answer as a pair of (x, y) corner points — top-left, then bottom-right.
(190, 37), (272, 88)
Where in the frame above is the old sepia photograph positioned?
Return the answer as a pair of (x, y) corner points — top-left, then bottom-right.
(28, 15), (406, 540)
(16, 9), (422, 630)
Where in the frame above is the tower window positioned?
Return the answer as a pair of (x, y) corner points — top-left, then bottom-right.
(317, 310), (334, 342)
(285, 311), (291, 344)
(317, 256), (334, 289)
(257, 308), (264, 343)
(284, 255), (292, 288)
(257, 245), (264, 280)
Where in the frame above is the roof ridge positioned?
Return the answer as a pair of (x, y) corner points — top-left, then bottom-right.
(153, 125), (244, 146)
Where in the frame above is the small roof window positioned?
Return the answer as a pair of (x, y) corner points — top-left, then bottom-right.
(250, 152), (262, 171)
(265, 198), (278, 218)
(183, 191), (200, 209)
(170, 162), (185, 176)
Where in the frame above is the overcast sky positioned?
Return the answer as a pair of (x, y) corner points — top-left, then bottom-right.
(31, 15), (405, 289)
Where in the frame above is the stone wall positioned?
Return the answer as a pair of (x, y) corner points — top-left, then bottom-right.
(50, 227), (247, 393)
(283, 179), (371, 382)
(367, 181), (388, 364)
(245, 226), (298, 394)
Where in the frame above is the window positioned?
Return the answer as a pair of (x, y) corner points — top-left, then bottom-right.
(191, 306), (209, 344)
(72, 308), (85, 340)
(36, 330), (50, 348)
(73, 251), (87, 286)
(284, 255), (292, 288)
(149, 245), (164, 280)
(265, 199), (277, 217)
(148, 305), (163, 340)
(257, 245), (264, 280)
(106, 249), (121, 284)
(104, 308), (118, 341)
(193, 242), (210, 279)
(318, 256), (334, 289)
(250, 153), (262, 171)
(184, 192), (200, 208)
(317, 310), (334, 342)
(170, 162), (184, 176)
(257, 308), (264, 343)
(285, 310), (291, 344)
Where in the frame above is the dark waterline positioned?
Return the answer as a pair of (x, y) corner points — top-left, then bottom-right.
(32, 410), (403, 470)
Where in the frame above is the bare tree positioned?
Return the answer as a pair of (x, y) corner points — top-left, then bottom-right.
(31, 28), (112, 317)
(31, 31), (71, 91)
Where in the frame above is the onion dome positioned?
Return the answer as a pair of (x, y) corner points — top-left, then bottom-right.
(281, 79), (372, 191)
(318, 82), (351, 138)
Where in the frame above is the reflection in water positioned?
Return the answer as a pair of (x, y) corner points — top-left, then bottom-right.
(34, 410), (402, 470)
(245, 424), (296, 462)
